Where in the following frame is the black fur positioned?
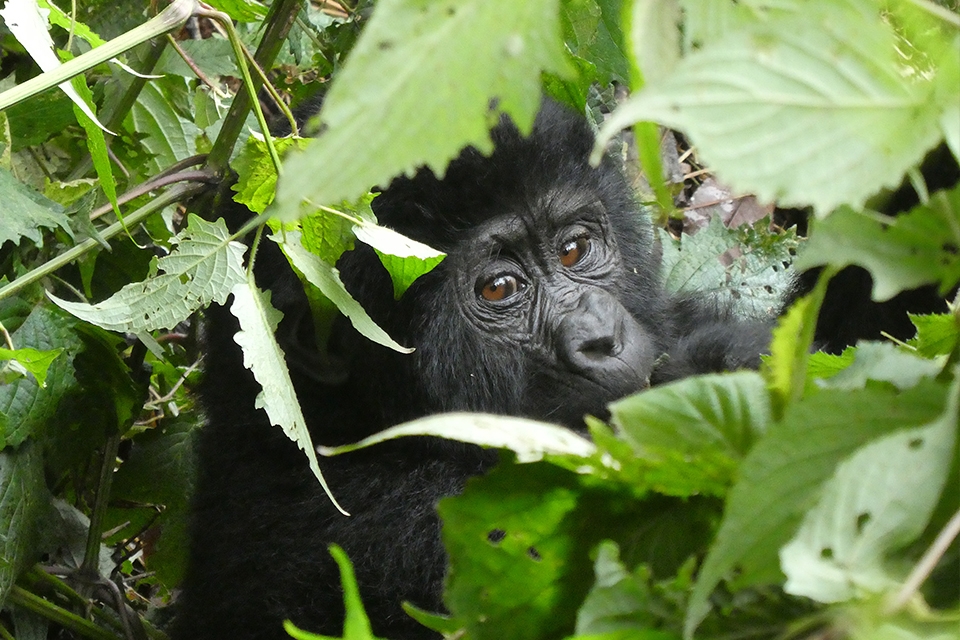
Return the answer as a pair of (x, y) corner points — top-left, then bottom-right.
(172, 100), (774, 639)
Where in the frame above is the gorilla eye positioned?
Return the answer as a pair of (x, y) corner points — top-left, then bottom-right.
(559, 236), (590, 268)
(478, 274), (522, 302)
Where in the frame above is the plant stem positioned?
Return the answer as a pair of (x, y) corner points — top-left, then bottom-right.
(886, 507), (960, 613)
(0, 182), (204, 302)
(7, 587), (120, 640)
(204, 0), (304, 176)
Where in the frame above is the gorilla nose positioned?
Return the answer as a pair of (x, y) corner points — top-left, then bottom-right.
(557, 291), (623, 371)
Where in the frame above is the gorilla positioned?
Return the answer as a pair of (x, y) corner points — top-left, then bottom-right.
(171, 99), (775, 639)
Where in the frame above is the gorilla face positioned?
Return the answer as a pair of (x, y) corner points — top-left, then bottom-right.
(404, 189), (658, 427)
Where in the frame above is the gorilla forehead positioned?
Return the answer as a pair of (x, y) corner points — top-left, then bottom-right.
(371, 102), (627, 250)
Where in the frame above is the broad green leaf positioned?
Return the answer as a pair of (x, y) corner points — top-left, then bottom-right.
(318, 412), (596, 463)
(275, 0), (572, 215)
(684, 380), (949, 637)
(154, 37), (240, 77)
(300, 210), (356, 266)
(274, 231), (413, 354)
(780, 379), (958, 603)
(354, 221), (446, 299)
(628, 0), (680, 86)
(794, 186), (960, 301)
(0, 441), (45, 605)
(0, 346), (62, 387)
(0, 168), (72, 247)
(610, 371), (770, 460)
(598, 8), (944, 214)
(49, 215), (246, 333)
(440, 461), (606, 640)
(229, 277), (347, 516)
(935, 35), (960, 162)
(129, 80), (200, 174)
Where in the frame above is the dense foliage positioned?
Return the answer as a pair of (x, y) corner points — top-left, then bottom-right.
(0, 0), (957, 639)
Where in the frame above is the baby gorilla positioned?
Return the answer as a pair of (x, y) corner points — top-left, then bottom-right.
(172, 99), (773, 639)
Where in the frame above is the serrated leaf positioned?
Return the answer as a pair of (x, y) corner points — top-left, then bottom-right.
(907, 313), (957, 358)
(780, 379), (958, 603)
(232, 135), (307, 214)
(274, 0), (571, 215)
(818, 342), (943, 391)
(684, 380), (949, 638)
(794, 186), (960, 301)
(610, 371), (770, 460)
(0, 168), (72, 247)
(274, 231), (413, 354)
(598, 8), (945, 214)
(228, 278), (346, 515)
(318, 412), (596, 463)
(49, 215), (246, 333)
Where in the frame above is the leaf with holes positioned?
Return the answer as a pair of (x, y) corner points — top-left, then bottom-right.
(779, 378), (958, 603)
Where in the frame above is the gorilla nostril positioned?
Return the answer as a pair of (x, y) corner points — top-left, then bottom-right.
(578, 336), (617, 360)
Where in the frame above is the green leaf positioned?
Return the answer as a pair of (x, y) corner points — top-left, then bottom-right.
(609, 371), (770, 460)
(282, 545), (386, 639)
(229, 277), (347, 516)
(0, 346), (62, 387)
(780, 379), (958, 603)
(0, 307), (81, 447)
(273, 231), (413, 354)
(318, 412), (596, 462)
(439, 461), (607, 640)
(129, 80), (201, 174)
(628, 0), (680, 86)
(354, 221), (446, 299)
(154, 37), (240, 77)
(794, 186), (960, 301)
(49, 215), (247, 333)
(300, 208), (357, 266)
(0, 168), (72, 247)
(907, 313), (958, 359)
(275, 0), (572, 213)
(598, 7), (945, 214)
(233, 135), (308, 214)
(658, 218), (795, 318)
(0, 441), (46, 605)
(110, 414), (197, 586)
(684, 380), (950, 637)
(205, 0), (267, 22)
(574, 541), (660, 635)
(818, 342), (943, 391)
(764, 272), (829, 412)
